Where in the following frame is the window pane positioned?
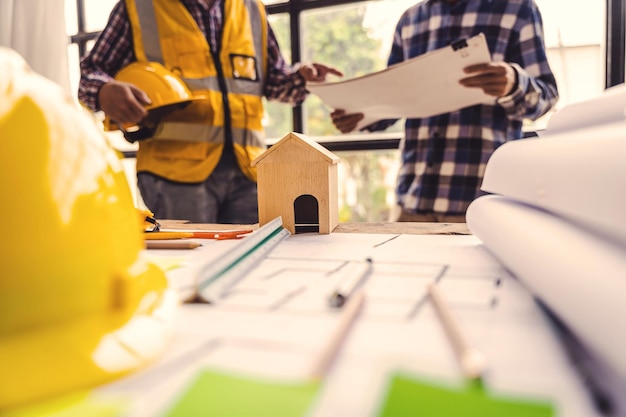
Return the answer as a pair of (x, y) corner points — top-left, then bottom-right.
(536, 0), (606, 108)
(297, 1), (412, 223)
(66, 43), (80, 98)
(64, 0), (78, 35)
(84, 0), (118, 33)
(336, 149), (400, 222)
(264, 13), (294, 140)
(300, 1), (413, 136)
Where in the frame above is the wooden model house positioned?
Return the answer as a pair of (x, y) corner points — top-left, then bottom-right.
(251, 132), (341, 234)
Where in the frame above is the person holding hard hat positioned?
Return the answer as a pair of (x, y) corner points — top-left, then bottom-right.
(79, 0), (343, 224)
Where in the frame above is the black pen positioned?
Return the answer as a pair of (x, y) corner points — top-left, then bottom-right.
(329, 257), (373, 308)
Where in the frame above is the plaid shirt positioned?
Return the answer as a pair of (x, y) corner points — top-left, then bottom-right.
(368, 0), (558, 216)
(78, 0), (307, 111)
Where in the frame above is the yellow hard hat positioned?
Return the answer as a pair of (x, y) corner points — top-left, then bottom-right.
(106, 61), (199, 142)
(0, 47), (177, 410)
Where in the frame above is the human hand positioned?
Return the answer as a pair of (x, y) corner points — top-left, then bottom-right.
(299, 63), (343, 82)
(331, 109), (364, 133)
(459, 62), (517, 97)
(98, 80), (151, 125)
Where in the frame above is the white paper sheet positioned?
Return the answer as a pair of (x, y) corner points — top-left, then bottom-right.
(306, 33), (495, 130)
(101, 232), (602, 417)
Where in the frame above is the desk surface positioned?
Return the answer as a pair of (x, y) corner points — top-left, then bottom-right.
(158, 220), (472, 235)
(45, 223), (599, 417)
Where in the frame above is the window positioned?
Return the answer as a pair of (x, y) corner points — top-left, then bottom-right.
(537, 0), (607, 111)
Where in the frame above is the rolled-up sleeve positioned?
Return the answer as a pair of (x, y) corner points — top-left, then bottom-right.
(77, 2), (135, 111)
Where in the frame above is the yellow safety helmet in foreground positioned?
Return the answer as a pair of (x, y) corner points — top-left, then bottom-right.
(0, 47), (177, 410)
(106, 61), (199, 142)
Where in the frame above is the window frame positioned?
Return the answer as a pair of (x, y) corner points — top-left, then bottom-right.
(607, 0), (626, 88)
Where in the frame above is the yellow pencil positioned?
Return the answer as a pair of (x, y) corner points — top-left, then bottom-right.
(145, 240), (202, 250)
(144, 231), (195, 240)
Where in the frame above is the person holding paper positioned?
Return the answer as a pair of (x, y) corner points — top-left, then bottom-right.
(79, 0), (342, 224)
(331, 0), (558, 223)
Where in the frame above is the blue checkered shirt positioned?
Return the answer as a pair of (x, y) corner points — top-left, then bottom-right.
(367, 0), (558, 215)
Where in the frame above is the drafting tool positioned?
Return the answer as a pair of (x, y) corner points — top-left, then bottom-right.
(328, 257), (373, 308)
(196, 217), (291, 303)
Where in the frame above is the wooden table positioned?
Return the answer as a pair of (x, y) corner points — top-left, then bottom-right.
(157, 220), (471, 235)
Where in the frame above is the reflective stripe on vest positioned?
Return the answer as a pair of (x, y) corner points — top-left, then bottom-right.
(154, 123), (264, 147)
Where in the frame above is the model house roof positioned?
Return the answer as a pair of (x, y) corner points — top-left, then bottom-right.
(251, 132), (341, 166)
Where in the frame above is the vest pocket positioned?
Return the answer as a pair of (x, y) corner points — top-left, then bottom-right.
(162, 35), (211, 78)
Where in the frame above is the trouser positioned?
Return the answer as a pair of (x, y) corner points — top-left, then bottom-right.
(388, 204), (466, 223)
(137, 152), (258, 224)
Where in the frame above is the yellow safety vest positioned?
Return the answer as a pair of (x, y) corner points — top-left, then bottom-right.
(125, 0), (268, 182)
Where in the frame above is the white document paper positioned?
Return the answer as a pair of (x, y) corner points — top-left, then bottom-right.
(97, 232), (601, 417)
(307, 33), (495, 130)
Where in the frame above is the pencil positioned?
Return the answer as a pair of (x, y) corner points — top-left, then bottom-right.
(427, 283), (487, 380)
(145, 240), (202, 250)
(310, 289), (366, 380)
(144, 232), (195, 240)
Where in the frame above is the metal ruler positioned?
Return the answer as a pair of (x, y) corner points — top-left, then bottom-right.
(196, 216), (291, 303)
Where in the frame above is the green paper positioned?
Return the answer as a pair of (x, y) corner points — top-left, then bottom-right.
(377, 374), (555, 417)
(2, 392), (128, 417)
(163, 370), (321, 417)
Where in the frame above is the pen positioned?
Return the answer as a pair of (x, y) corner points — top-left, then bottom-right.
(328, 257), (373, 308)
(311, 289), (366, 380)
(427, 283), (487, 380)
(145, 241), (202, 250)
